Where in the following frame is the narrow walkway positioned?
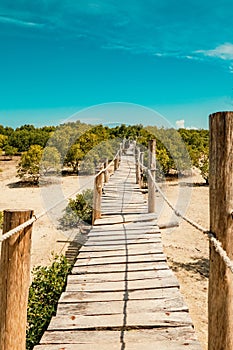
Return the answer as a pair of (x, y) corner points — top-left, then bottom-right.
(35, 150), (201, 350)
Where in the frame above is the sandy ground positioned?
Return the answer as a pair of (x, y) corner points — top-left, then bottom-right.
(0, 157), (209, 349)
(0, 157), (94, 267)
(157, 173), (209, 350)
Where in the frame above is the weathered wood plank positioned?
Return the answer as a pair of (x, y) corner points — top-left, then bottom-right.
(39, 327), (199, 344)
(87, 233), (161, 241)
(56, 297), (188, 315)
(35, 341), (201, 350)
(77, 246), (164, 259)
(79, 242), (162, 253)
(74, 253), (166, 267)
(34, 341), (201, 350)
(83, 238), (162, 246)
(87, 231), (161, 238)
(47, 311), (193, 331)
(94, 219), (158, 228)
(60, 287), (181, 302)
(66, 276), (179, 292)
(70, 269), (172, 281)
(72, 261), (169, 274)
(34, 344), (121, 350)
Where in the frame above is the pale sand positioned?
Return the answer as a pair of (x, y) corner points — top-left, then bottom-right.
(0, 158), (209, 349)
(0, 157), (94, 267)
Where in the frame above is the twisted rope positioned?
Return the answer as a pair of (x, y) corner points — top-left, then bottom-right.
(147, 169), (233, 274)
(0, 216), (37, 243)
(95, 149), (120, 178)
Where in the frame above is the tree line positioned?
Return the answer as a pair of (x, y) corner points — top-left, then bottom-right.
(0, 122), (209, 184)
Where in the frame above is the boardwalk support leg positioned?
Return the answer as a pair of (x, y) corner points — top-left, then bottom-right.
(104, 159), (110, 183)
(148, 139), (156, 213)
(0, 210), (33, 350)
(92, 171), (104, 224)
(209, 112), (233, 350)
(135, 147), (141, 185)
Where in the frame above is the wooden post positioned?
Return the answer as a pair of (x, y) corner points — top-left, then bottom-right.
(114, 157), (119, 171)
(119, 143), (122, 158)
(208, 112), (233, 350)
(0, 210), (33, 350)
(122, 139), (126, 153)
(104, 159), (110, 183)
(140, 151), (144, 187)
(92, 172), (104, 224)
(148, 140), (156, 213)
(135, 147), (141, 185)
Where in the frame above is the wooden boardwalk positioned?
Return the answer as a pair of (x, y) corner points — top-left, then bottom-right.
(35, 150), (201, 350)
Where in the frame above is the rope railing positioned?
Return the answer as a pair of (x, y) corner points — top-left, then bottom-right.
(0, 146), (122, 243)
(146, 169), (233, 274)
(94, 149), (120, 178)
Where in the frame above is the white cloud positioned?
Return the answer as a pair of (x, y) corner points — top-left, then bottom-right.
(196, 43), (233, 60)
(176, 119), (185, 129)
(0, 15), (43, 27)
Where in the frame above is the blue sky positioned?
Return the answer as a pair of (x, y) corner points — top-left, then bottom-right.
(1, 1), (233, 129)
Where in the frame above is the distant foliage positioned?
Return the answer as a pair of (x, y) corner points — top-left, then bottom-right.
(178, 128), (209, 183)
(4, 145), (18, 158)
(40, 146), (61, 175)
(60, 189), (93, 228)
(26, 255), (72, 350)
(0, 122), (210, 182)
(17, 145), (43, 184)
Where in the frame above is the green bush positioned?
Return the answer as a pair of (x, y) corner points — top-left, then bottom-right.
(26, 255), (72, 350)
(60, 189), (93, 228)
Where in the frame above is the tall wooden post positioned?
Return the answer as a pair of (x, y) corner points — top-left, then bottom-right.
(0, 210), (33, 350)
(148, 140), (156, 213)
(119, 143), (122, 158)
(104, 159), (110, 183)
(140, 152), (144, 187)
(92, 171), (104, 224)
(135, 147), (141, 185)
(114, 157), (119, 171)
(209, 112), (233, 350)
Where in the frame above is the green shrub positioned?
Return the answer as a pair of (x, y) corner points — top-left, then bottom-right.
(60, 189), (93, 228)
(26, 255), (72, 350)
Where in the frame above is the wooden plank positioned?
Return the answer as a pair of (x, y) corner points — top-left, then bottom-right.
(47, 311), (193, 331)
(34, 341), (201, 350)
(66, 275), (179, 292)
(125, 342), (201, 350)
(60, 287), (181, 302)
(83, 238), (162, 247)
(89, 226), (160, 234)
(85, 236), (161, 244)
(87, 232), (161, 240)
(56, 297), (188, 315)
(39, 327), (199, 344)
(34, 344), (121, 350)
(70, 269), (172, 282)
(87, 227), (161, 238)
(94, 217), (158, 226)
(72, 261), (169, 274)
(73, 254), (167, 268)
(89, 224), (158, 230)
(77, 246), (163, 259)
(79, 242), (162, 253)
